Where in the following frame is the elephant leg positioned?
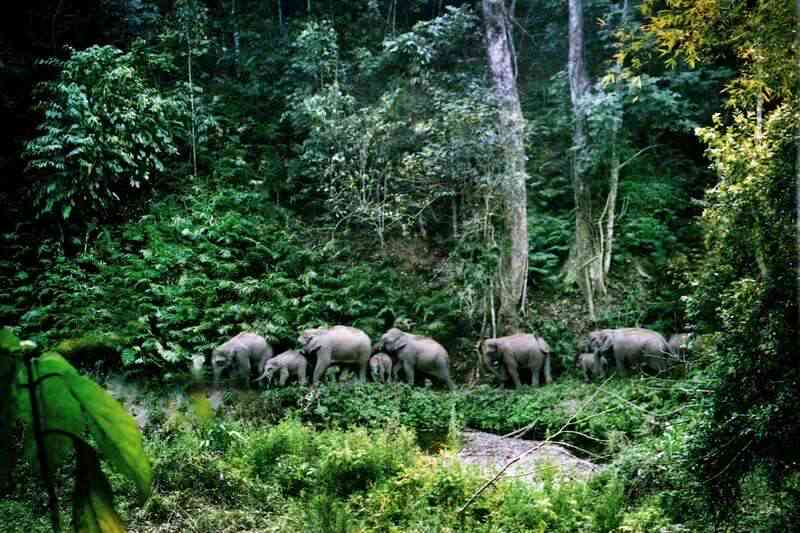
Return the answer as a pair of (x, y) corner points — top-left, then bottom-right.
(440, 367), (455, 391)
(403, 360), (415, 386)
(507, 364), (522, 389)
(212, 362), (224, 387)
(543, 354), (552, 385)
(235, 350), (252, 386)
(530, 361), (542, 387)
(614, 352), (627, 376)
(312, 350), (332, 385)
(297, 363), (307, 386)
(359, 359), (368, 383)
(279, 368), (289, 386)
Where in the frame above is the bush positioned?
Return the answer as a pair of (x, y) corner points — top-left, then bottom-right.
(317, 426), (416, 497)
(250, 419), (318, 496)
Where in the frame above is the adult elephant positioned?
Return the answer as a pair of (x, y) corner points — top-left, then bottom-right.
(480, 334), (552, 388)
(380, 328), (455, 390)
(298, 325), (371, 385)
(588, 327), (673, 375)
(211, 332), (274, 386)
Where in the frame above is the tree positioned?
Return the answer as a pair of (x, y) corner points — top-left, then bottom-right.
(567, 0), (599, 319)
(483, 0), (530, 331)
(23, 45), (182, 224)
(642, 0), (800, 522)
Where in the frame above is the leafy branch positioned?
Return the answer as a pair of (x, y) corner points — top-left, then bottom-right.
(1, 328), (151, 533)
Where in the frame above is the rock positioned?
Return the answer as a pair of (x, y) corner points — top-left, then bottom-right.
(456, 430), (600, 485)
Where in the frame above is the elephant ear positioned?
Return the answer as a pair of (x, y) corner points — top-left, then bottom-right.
(385, 332), (408, 355)
(306, 334), (324, 355)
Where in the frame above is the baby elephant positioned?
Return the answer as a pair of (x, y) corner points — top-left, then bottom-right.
(369, 353), (393, 383)
(576, 352), (608, 383)
(255, 350), (308, 386)
(212, 332), (274, 386)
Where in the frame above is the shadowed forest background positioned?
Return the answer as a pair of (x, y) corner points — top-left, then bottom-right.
(0, 1), (798, 531)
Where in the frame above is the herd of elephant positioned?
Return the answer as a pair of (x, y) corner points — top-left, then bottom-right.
(210, 325), (697, 390)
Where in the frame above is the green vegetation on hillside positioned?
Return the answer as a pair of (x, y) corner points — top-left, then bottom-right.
(0, 0), (796, 531)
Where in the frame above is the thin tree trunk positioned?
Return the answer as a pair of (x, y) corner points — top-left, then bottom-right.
(601, 0), (629, 280)
(231, 0), (241, 77)
(568, 0), (596, 320)
(483, 0), (530, 333)
(604, 131), (619, 277)
(188, 41), (197, 179)
(795, 0), (799, 329)
(277, 0), (286, 36)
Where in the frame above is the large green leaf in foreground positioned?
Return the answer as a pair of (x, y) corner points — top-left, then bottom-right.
(73, 440), (126, 533)
(63, 362), (152, 500)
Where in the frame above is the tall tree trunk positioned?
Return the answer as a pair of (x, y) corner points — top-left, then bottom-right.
(601, 0), (629, 280)
(568, 0), (597, 319)
(483, 0), (530, 332)
(603, 129), (619, 278)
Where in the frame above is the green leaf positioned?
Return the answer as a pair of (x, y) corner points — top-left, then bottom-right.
(64, 370), (152, 499)
(0, 328), (20, 486)
(15, 353), (84, 469)
(0, 327), (20, 353)
(73, 439), (126, 533)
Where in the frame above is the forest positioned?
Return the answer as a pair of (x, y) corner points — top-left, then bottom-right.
(0, 0), (798, 531)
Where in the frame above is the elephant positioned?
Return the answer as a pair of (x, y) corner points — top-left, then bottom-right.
(255, 350), (308, 386)
(576, 352), (608, 383)
(211, 332), (274, 386)
(369, 353), (393, 383)
(480, 334), (553, 388)
(588, 327), (673, 375)
(297, 325), (372, 385)
(379, 328), (455, 390)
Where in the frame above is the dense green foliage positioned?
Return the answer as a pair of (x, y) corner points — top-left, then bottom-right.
(0, 0), (796, 531)
(23, 45), (183, 221)
(4, 183), (471, 371)
(642, 0), (800, 526)
(4, 383), (689, 532)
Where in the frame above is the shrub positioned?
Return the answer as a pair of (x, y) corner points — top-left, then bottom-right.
(10, 184), (467, 371)
(317, 425), (416, 497)
(250, 419), (318, 496)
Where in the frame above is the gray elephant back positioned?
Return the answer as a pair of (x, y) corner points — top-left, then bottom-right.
(496, 334), (549, 356)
